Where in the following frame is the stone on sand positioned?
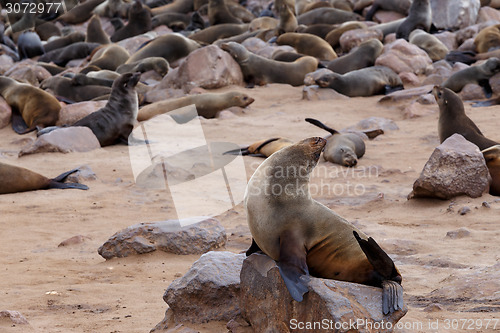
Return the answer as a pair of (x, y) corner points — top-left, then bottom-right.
(57, 101), (107, 126)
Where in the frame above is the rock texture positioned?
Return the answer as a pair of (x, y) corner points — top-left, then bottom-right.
(302, 85), (350, 101)
(0, 97), (11, 129)
(239, 253), (407, 333)
(98, 218), (227, 259)
(375, 39), (432, 74)
(339, 29), (384, 53)
(57, 101), (107, 126)
(409, 134), (491, 199)
(18, 127), (101, 156)
(163, 251), (245, 323)
(431, 0), (480, 30)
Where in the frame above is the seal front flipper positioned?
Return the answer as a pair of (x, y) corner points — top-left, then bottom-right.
(479, 79), (493, 98)
(277, 229), (310, 302)
(384, 84), (404, 95)
(245, 238), (262, 256)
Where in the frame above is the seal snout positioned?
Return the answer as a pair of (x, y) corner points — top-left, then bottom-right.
(343, 154), (358, 167)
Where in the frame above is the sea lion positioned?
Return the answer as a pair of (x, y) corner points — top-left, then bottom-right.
(409, 29), (449, 62)
(189, 24), (249, 45)
(86, 15), (111, 44)
(299, 24), (335, 39)
(0, 76), (61, 134)
(0, 163), (88, 195)
(275, 0), (298, 35)
(221, 41), (318, 86)
(297, 8), (362, 26)
(58, 0), (106, 24)
(365, 0), (412, 21)
(150, 0), (195, 15)
(324, 21), (367, 48)
(475, 24), (500, 54)
(70, 72), (141, 146)
(87, 44), (130, 71)
(126, 33), (201, 64)
(138, 91), (254, 122)
(38, 42), (100, 67)
(43, 31), (86, 53)
(17, 30), (44, 59)
(272, 50), (307, 62)
(433, 86), (500, 150)
(116, 57), (169, 76)
(40, 76), (112, 103)
(208, 0), (242, 25)
(442, 57), (500, 98)
(316, 66), (403, 97)
(244, 137), (404, 314)
(395, 0), (432, 41)
(93, 0), (131, 18)
(305, 118), (365, 167)
(276, 32), (337, 61)
(482, 145), (500, 196)
(226, 137), (294, 157)
(111, 0), (152, 42)
(151, 12), (191, 29)
(325, 38), (383, 74)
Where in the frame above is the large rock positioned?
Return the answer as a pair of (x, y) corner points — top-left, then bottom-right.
(375, 39), (432, 74)
(163, 251), (245, 323)
(0, 97), (11, 129)
(18, 127), (101, 157)
(409, 134), (491, 199)
(98, 218), (227, 259)
(431, 0), (480, 30)
(239, 253), (407, 333)
(57, 101), (107, 126)
(173, 45), (243, 91)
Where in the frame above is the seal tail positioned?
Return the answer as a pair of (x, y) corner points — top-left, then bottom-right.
(305, 118), (339, 135)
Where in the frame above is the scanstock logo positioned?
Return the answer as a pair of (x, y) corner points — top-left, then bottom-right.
(128, 105), (247, 226)
(4, 1), (69, 33)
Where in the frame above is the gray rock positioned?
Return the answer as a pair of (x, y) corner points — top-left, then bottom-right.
(0, 310), (30, 325)
(446, 227), (471, 238)
(379, 85), (435, 104)
(409, 134), (491, 200)
(375, 39), (432, 74)
(98, 218), (227, 259)
(239, 253), (407, 333)
(0, 96), (11, 129)
(18, 127), (101, 157)
(302, 85), (349, 101)
(431, 0), (480, 30)
(57, 101), (107, 126)
(163, 251), (245, 323)
(433, 31), (458, 51)
(344, 116), (399, 132)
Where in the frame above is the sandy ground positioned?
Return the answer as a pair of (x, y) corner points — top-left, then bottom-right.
(1, 84), (500, 332)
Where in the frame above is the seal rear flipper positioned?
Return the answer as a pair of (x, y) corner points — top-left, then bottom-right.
(353, 231), (396, 280)
(277, 229), (310, 302)
(384, 84), (404, 95)
(11, 112), (35, 134)
(52, 168), (80, 182)
(478, 79), (493, 98)
(305, 118), (339, 135)
(472, 98), (499, 107)
(245, 238), (262, 256)
(382, 280), (404, 315)
(363, 129), (384, 140)
(48, 181), (89, 190)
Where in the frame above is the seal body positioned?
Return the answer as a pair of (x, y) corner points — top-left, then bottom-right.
(433, 86), (499, 150)
(110, 0), (152, 42)
(126, 34), (200, 64)
(245, 137), (403, 314)
(0, 163), (88, 194)
(276, 32), (337, 61)
(326, 39), (383, 74)
(73, 72), (141, 146)
(395, 0), (432, 40)
(409, 29), (449, 62)
(316, 66), (403, 97)
(475, 24), (500, 53)
(17, 31), (44, 59)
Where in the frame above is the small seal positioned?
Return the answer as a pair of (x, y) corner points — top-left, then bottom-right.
(244, 137), (404, 314)
(395, 0), (432, 41)
(0, 162), (88, 195)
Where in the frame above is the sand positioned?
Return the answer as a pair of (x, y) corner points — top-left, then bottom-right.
(1, 84), (499, 332)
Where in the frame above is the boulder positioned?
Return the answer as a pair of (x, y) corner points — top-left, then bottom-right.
(98, 218), (227, 259)
(375, 39), (432, 74)
(18, 127), (101, 157)
(57, 101), (107, 126)
(476, 6), (500, 23)
(409, 134), (491, 199)
(239, 253), (407, 333)
(339, 29), (383, 53)
(431, 0), (481, 30)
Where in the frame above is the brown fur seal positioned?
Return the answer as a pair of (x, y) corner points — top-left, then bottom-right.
(409, 29), (449, 62)
(316, 66), (403, 97)
(297, 8), (362, 26)
(43, 31), (86, 53)
(0, 76), (61, 134)
(151, 12), (191, 30)
(482, 145), (500, 196)
(305, 118), (365, 167)
(126, 34), (201, 64)
(221, 41), (318, 86)
(86, 15), (111, 44)
(138, 91), (254, 122)
(395, 0), (432, 41)
(276, 32), (337, 60)
(111, 0), (152, 42)
(116, 57), (169, 76)
(38, 42), (100, 67)
(244, 137), (404, 314)
(17, 30), (44, 59)
(189, 24), (249, 45)
(300, 24), (335, 39)
(40, 76), (112, 103)
(87, 44), (130, 71)
(208, 0), (242, 25)
(326, 38), (383, 74)
(58, 0), (106, 24)
(365, 0), (411, 21)
(93, 0), (131, 18)
(70, 73), (141, 146)
(229, 137), (294, 157)
(275, 0), (298, 35)
(0, 163), (88, 195)
(442, 57), (500, 98)
(475, 24), (500, 53)
(151, 0), (194, 15)
(324, 21), (367, 48)
(433, 86), (500, 150)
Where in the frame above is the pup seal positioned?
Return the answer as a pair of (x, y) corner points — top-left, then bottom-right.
(0, 163), (88, 195)
(442, 57), (500, 98)
(110, 0), (152, 42)
(244, 137), (404, 314)
(305, 118), (365, 167)
(316, 66), (403, 97)
(395, 0), (432, 41)
(0, 76), (61, 134)
(482, 145), (500, 196)
(221, 41), (318, 86)
(474, 24), (500, 53)
(433, 86), (499, 150)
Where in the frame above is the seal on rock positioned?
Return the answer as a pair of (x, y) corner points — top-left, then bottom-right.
(395, 0), (432, 41)
(244, 137), (404, 315)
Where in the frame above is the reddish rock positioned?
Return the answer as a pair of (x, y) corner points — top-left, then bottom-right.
(375, 39), (432, 74)
(459, 83), (487, 100)
(57, 101), (107, 125)
(303, 68), (335, 86)
(372, 10), (405, 23)
(433, 31), (458, 51)
(58, 235), (88, 247)
(399, 72), (420, 87)
(379, 85), (435, 104)
(476, 6), (500, 23)
(409, 134), (491, 199)
(446, 227), (472, 239)
(339, 29), (383, 53)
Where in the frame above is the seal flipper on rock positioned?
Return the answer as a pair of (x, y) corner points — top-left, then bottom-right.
(245, 238), (262, 256)
(277, 229), (310, 302)
(11, 111), (32, 134)
(478, 79), (493, 98)
(49, 169), (89, 190)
